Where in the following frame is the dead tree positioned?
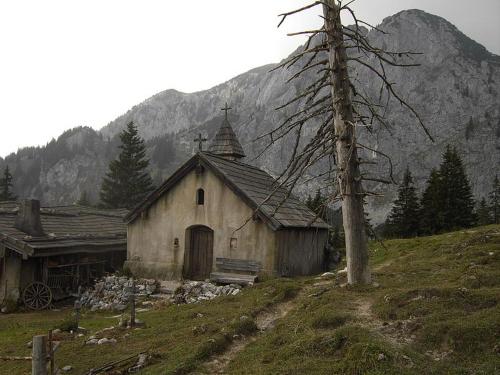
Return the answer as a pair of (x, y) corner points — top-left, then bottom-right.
(262, 0), (432, 284)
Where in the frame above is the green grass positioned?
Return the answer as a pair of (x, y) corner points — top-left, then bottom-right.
(1, 225), (499, 374)
(226, 225), (500, 374)
(0, 278), (301, 374)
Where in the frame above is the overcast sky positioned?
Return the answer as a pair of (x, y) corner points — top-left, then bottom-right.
(1, 0), (499, 158)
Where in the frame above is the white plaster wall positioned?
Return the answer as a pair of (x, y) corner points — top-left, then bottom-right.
(126, 168), (277, 279)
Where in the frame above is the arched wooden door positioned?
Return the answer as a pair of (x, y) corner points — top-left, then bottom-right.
(184, 225), (214, 280)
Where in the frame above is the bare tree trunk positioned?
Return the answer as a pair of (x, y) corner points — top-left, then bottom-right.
(323, 0), (371, 284)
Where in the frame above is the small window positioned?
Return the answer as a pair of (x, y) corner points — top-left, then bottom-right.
(197, 188), (205, 205)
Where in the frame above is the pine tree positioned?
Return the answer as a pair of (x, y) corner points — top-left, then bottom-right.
(306, 189), (327, 220)
(331, 225), (345, 249)
(420, 169), (444, 235)
(476, 197), (492, 226)
(489, 175), (500, 224)
(100, 122), (154, 209)
(0, 166), (16, 201)
(439, 145), (476, 230)
(306, 194), (314, 211)
(385, 167), (421, 237)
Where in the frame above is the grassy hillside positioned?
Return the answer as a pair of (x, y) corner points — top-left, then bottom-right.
(0, 225), (499, 374)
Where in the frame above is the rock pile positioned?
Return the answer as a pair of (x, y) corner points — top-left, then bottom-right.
(78, 276), (245, 310)
(79, 276), (158, 311)
(173, 281), (241, 304)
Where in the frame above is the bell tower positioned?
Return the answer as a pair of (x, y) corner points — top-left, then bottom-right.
(207, 103), (245, 160)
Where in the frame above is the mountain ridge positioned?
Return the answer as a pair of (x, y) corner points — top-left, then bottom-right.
(1, 9), (498, 224)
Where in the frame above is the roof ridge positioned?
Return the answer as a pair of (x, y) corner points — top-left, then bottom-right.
(203, 152), (272, 174)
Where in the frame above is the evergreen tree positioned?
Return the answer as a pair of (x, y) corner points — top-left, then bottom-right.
(0, 166), (16, 201)
(439, 145), (476, 230)
(100, 122), (154, 209)
(476, 197), (492, 226)
(489, 175), (500, 224)
(420, 168), (444, 235)
(385, 167), (421, 237)
(306, 189), (327, 220)
(305, 194), (313, 211)
(331, 225), (345, 249)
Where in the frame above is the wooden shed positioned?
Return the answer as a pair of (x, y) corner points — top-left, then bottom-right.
(0, 200), (127, 309)
(125, 107), (330, 281)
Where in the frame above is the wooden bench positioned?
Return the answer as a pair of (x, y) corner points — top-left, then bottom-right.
(210, 257), (261, 286)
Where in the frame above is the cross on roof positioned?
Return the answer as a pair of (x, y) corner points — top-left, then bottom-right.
(221, 102), (232, 120)
(194, 133), (208, 151)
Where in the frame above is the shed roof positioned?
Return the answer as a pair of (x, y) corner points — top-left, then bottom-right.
(125, 152), (329, 231)
(0, 202), (127, 258)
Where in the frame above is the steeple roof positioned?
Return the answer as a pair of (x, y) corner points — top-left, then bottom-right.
(207, 103), (245, 159)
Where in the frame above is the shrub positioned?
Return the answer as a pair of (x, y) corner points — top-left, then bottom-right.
(57, 316), (78, 332)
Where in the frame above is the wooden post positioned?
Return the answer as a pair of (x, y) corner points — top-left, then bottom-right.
(32, 335), (47, 375)
(48, 331), (54, 375)
(130, 279), (136, 327)
(74, 300), (81, 329)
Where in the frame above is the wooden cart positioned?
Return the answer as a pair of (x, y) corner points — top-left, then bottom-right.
(22, 253), (116, 310)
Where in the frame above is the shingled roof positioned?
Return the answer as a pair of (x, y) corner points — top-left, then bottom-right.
(125, 152), (329, 231)
(0, 202), (127, 257)
(207, 116), (246, 159)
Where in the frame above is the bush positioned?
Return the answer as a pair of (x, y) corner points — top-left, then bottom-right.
(57, 316), (78, 332)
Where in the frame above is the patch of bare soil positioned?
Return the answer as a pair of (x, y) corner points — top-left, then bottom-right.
(352, 298), (418, 347)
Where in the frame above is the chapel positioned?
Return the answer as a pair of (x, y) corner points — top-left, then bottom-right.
(124, 104), (329, 281)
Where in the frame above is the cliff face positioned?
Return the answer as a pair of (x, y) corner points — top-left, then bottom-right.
(2, 10), (499, 223)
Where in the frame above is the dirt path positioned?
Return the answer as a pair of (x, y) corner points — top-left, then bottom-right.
(193, 280), (326, 375)
(197, 298), (297, 375)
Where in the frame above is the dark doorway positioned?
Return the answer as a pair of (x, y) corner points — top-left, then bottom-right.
(184, 225), (214, 280)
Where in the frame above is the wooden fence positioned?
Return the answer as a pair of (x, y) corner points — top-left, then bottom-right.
(0, 330), (60, 375)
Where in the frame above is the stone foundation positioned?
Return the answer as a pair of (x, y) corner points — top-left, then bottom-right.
(124, 260), (182, 280)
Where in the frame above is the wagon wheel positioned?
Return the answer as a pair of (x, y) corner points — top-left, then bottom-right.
(23, 282), (52, 310)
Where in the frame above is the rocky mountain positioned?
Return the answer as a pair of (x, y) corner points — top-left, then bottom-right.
(1, 9), (499, 223)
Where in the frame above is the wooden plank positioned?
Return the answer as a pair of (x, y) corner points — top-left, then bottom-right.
(210, 272), (257, 285)
(215, 257), (261, 273)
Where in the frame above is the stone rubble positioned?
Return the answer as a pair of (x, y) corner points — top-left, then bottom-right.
(173, 281), (242, 304)
(78, 275), (244, 311)
(79, 276), (158, 311)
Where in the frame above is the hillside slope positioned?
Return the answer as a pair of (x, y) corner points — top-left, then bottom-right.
(1, 225), (499, 374)
(1, 9), (499, 222)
